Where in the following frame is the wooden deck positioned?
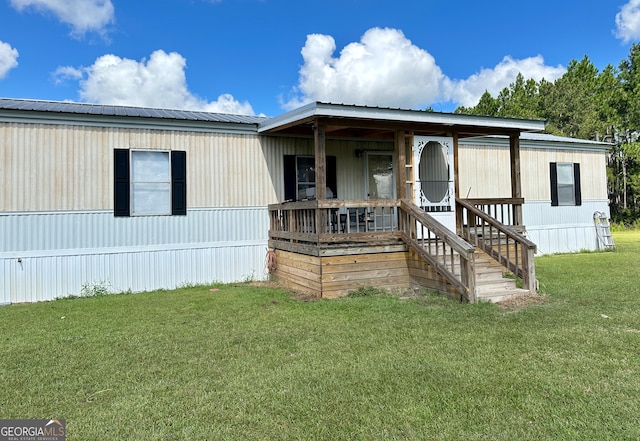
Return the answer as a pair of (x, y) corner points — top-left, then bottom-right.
(268, 199), (536, 302)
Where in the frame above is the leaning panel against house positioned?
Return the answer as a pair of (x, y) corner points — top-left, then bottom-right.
(458, 133), (611, 254)
(0, 98), (279, 304)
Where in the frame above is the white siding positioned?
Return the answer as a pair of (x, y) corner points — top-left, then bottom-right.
(0, 207), (267, 252)
(523, 200), (610, 254)
(0, 123), (280, 212)
(0, 120), (394, 303)
(459, 138), (610, 255)
(0, 207), (269, 303)
(458, 142), (608, 201)
(1, 242), (266, 304)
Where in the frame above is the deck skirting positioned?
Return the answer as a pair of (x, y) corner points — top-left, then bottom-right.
(273, 247), (457, 299)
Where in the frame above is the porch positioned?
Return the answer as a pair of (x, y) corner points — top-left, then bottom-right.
(259, 102), (544, 302)
(268, 198), (536, 302)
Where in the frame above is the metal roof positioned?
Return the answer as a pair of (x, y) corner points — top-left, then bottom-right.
(519, 132), (610, 145)
(257, 101), (547, 136)
(0, 97), (267, 125)
(462, 132), (612, 151)
(6, 98), (600, 145)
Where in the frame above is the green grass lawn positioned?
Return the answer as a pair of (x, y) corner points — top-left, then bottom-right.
(1, 232), (640, 440)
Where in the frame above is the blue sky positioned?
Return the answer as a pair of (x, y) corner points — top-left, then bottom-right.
(1, 0), (639, 117)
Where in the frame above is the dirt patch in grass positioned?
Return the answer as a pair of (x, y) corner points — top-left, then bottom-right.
(247, 280), (320, 302)
(289, 292), (320, 302)
(496, 292), (547, 310)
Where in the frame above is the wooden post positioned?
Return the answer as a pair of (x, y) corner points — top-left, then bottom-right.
(314, 121), (327, 200)
(460, 252), (476, 303)
(509, 133), (523, 226)
(523, 245), (537, 292)
(453, 132), (463, 233)
(395, 130), (406, 200)
(314, 121), (327, 233)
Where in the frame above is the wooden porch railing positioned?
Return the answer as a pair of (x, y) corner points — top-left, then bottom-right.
(456, 197), (524, 230)
(456, 198), (537, 291)
(398, 200), (477, 302)
(269, 199), (479, 302)
(269, 199), (401, 245)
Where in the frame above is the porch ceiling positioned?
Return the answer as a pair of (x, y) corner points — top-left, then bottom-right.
(258, 102), (546, 139)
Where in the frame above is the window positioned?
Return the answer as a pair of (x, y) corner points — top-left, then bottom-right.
(296, 156), (316, 200)
(114, 149), (187, 216)
(550, 162), (581, 206)
(284, 155), (337, 201)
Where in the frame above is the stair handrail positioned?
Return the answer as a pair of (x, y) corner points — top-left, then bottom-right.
(399, 200), (477, 302)
(456, 198), (537, 291)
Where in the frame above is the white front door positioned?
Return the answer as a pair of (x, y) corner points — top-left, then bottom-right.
(413, 136), (455, 232)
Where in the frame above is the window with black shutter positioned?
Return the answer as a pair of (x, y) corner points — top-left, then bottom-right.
(114, 149), (187, 216)
(550, 162), (581, 207)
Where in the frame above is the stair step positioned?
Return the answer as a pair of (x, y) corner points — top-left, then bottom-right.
(477, 288), (531, 303)
(476, 271), (510, 283)
(414, 239), (534, 302)
(477, 279), (518, 292)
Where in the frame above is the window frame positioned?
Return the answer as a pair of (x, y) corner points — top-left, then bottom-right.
(284, 155), (337, 201)
(130, 149), (172, 216)
(550, 162), (582, 207)
(114, 148), (187, 217)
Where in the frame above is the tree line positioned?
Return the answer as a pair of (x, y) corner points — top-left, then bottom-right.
(455, 44), (640, 225)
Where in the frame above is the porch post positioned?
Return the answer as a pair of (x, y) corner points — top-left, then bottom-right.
(314, 120), (327, 200)
(395, 130), (407, 200)
(453, 132), (463, 233)
(509, 133), (523, 226)
(314, 120), (327, 233)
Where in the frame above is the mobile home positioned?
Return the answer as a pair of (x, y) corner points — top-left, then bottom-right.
(0, 99), (611, 304)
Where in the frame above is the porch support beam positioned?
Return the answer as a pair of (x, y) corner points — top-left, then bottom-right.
(453, 132), (462, 233)
(509, 133), (523, 226)
(314, 120), (327, 233)
(314, 120), (327, 200)
(395, 130), (407, 200)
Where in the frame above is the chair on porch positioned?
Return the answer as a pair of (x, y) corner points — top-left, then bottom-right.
(335, 208), (373, 233)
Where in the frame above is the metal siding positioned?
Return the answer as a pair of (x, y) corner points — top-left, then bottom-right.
(1, 207), (268, 252)
(1, 243), (266, 303)
(1, 207), (269, 302)
(459, 143), (608, 202)
(0, 123), (282, 212)
(2, 121), (396, 213)
(458, 144), (511, 198)
(523, 200), (610, 254)
(520, 148), (607, 201)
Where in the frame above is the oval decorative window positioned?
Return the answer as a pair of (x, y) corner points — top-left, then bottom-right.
(418, 141), (449, 203)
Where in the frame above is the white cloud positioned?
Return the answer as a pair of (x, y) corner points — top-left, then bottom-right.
(52, 65), (83, 84)
(283, 27), (566, 111)
(283, 28), (445, 110)
(615, 0), (640, 42)
(10, 0), (114, 36)
(55, 50), (256, 115)
(443, 55), (566, 108)
(0, 41), (19, 79)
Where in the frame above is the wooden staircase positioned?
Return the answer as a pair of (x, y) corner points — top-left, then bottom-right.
(399, 200), (537, 303)
(474, 249), (531, 303)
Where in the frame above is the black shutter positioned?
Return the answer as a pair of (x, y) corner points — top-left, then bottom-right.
(573, 163), (582, 206)
(284, 155), (296, 201)
(550, 162), (558, 207)
(327, 156), (337, 198)
(114, 149), (130, 217)
(171, 151), (187, 216)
